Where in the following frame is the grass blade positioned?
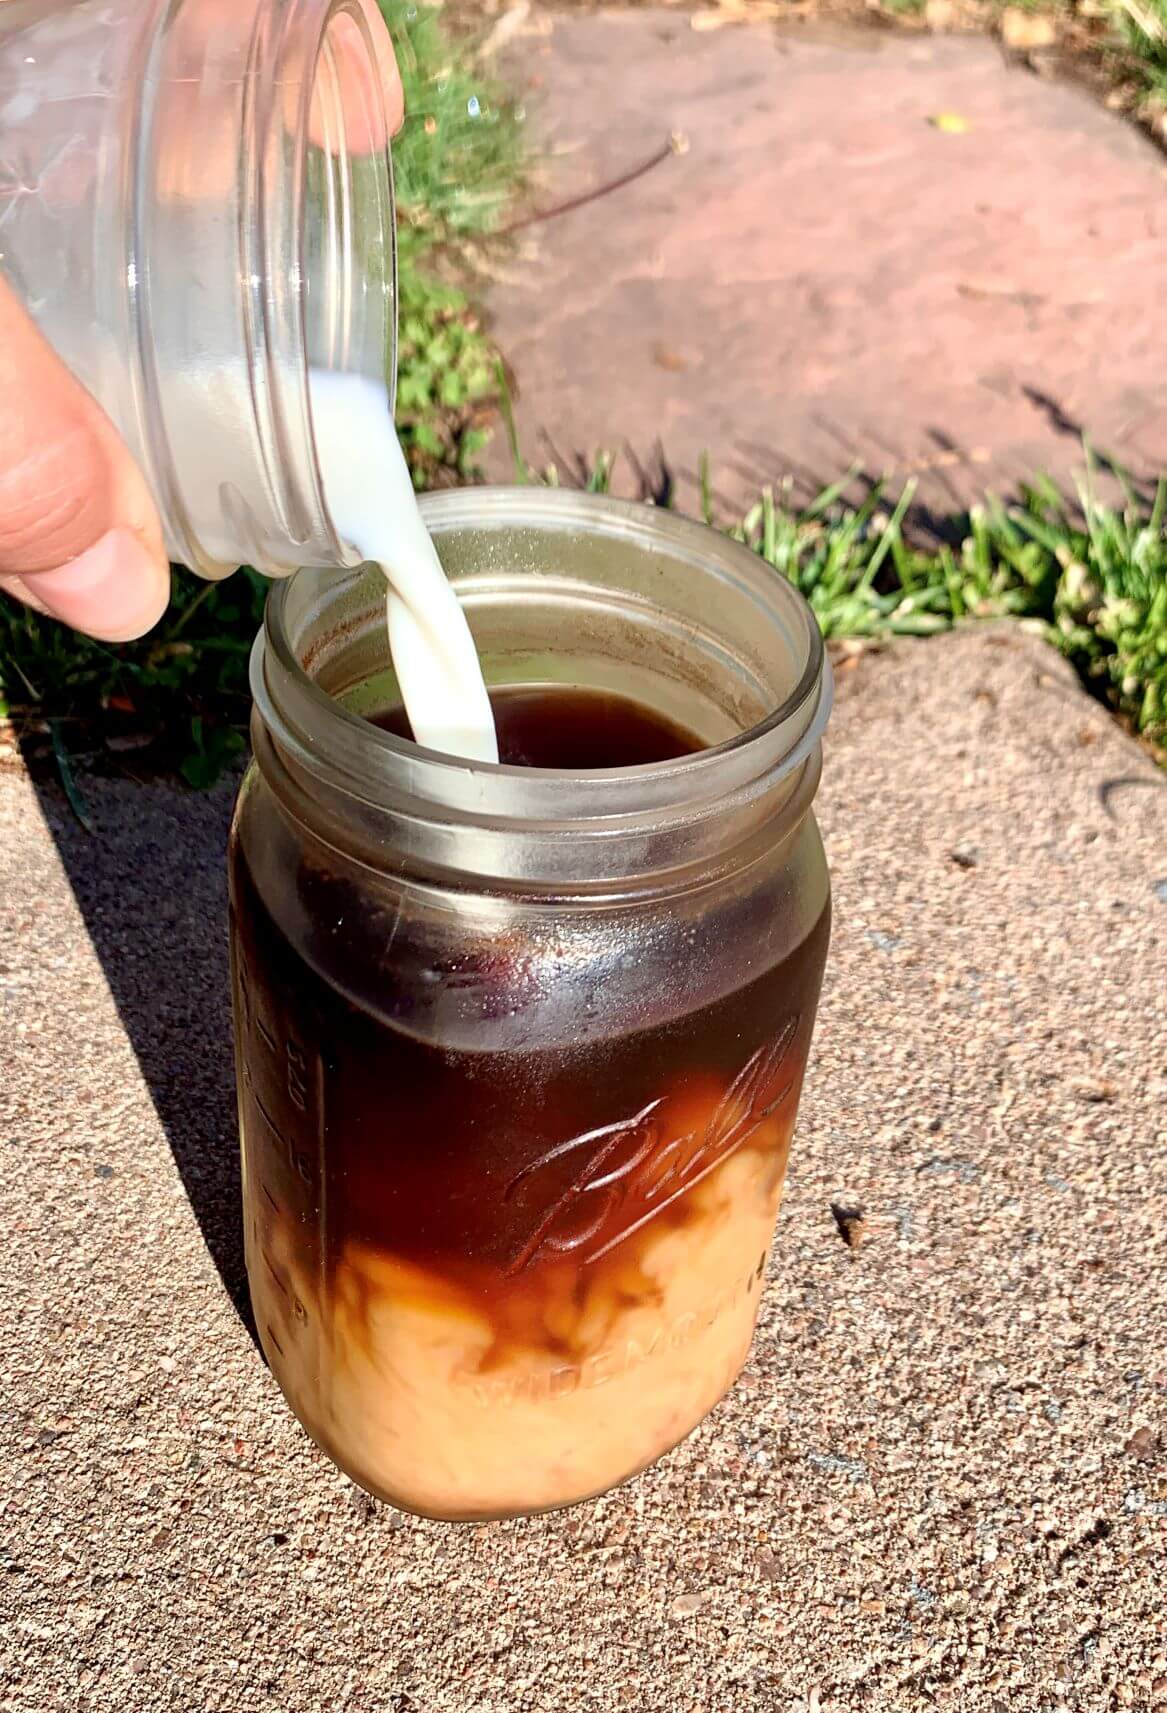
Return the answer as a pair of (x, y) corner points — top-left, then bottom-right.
(495, 361), (528, 483)
(50, 721), (93, 834)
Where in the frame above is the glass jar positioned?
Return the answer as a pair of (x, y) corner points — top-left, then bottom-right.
(0, 0), (396, 577)
(229, 488), (833, 1521)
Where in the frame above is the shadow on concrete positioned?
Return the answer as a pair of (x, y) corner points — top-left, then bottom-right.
(526, 386), (1161, 539)
(24, 752), (257, 1344)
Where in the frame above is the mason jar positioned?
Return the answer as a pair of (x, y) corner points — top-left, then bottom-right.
(229, 488), (833, 1521)
(0, 0), (396, 578)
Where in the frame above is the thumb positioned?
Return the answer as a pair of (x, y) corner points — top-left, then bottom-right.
(0, 277), (170, 641)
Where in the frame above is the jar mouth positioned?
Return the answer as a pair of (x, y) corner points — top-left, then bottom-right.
(260, 488), (827, 778)
(253, 488), (831, 881)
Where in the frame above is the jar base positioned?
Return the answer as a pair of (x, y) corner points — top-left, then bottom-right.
(246, 1134), (783, 1524)
(259, 1319), (757, 1524)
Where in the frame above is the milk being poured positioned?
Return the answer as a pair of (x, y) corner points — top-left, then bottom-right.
(308, 369), (499, 765)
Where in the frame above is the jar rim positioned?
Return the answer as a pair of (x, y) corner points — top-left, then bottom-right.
(258, 487), (829, 820)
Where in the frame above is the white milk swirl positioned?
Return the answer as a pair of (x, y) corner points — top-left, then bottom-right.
(308, 368), (498, 764)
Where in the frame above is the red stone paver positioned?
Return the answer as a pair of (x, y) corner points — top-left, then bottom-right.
(486, 16), (1167, 510)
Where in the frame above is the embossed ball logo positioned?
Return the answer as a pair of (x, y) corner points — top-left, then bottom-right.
(503, 1015), (801, 1275)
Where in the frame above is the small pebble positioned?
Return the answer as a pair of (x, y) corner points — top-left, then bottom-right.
(1125, 1427), (1157, 1462)
(670, 1593), (707, 1619)
(829, 1202), (868, 1249)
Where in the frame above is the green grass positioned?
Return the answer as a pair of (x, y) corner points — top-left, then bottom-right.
(380, 0), (524, 483)
(394, 239), (498, 481)
(2, 454), (1164, 790)
(387, 0), (523, 241)
(0, 567), (269, 788)
(748, 468), (1166, 752)
(1108, 0), (1167, 106)
(588, 453), (1167, 756)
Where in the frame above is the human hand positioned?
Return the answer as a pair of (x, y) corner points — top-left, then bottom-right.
(0, 33), (405, 643)
(0, 277), (171, 642)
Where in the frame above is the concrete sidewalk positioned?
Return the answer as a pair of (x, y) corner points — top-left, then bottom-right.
(2, 627), (1165, 1710)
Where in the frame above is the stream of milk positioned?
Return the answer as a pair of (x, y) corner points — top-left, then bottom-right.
(308, 368), (499, 765)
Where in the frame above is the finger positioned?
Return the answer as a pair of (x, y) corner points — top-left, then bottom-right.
(0, 278), (170, 641)
(384, 51), (406, 140)
(307, 8), (404, 155)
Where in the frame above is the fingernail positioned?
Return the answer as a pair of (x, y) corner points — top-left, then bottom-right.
(29, 528), (170, 641)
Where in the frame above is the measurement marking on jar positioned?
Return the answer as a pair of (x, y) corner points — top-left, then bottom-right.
(503, 1017), (802, 1274)
(262, 1249), (290, 1301)
(242, 1065), (316, 1187)
(286, 1037), (310, 1112)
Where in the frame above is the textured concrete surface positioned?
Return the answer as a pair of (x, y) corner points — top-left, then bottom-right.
(3, 626), (1167, 1710)
(486, 17), (1167, 512)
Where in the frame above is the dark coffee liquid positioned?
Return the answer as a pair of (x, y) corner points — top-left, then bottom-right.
(231, 686), (830, 1364)
(371, 684), (703, 768)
